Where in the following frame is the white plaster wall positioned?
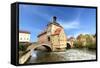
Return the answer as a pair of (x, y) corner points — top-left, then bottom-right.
(19, 33), (30, 42)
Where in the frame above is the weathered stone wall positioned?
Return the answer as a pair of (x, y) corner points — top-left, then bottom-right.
(59, 29), (67, 48)
(50, 24), (67, 51)
(38, 34), (48, 44)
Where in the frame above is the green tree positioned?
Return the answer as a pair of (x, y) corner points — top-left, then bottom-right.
(19, 44), (24, 51)
(76, 34), (86, 48)
(85, 34), (96, 49)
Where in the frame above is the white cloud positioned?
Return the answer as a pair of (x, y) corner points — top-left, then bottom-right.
(67, 35), (74, 38)
(59, 21), (80, 30)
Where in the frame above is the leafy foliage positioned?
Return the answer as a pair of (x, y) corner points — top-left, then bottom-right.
(86, 42), (96, 49)
(73, 34), (96, 49)
(19, 43), (30, 51)
(19, 44), (25, 51)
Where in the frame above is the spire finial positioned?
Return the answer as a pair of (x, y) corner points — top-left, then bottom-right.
(52, 16), (57, 23)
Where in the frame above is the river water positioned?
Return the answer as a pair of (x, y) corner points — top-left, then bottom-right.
(27, 48), (96, 64)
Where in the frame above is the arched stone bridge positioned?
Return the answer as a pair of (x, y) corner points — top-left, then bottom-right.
(19, 43), (52, 64)
(27, 41), (74, 51)
(27, 43), (52, 51)
(19, 42), (74, 64)
(67, 41), (74, 48)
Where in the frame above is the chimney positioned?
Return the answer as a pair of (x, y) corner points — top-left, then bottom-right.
(52, 16), (57, 23)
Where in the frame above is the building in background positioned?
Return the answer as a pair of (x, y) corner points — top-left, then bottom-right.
(19, 31), (31, 43)
(37, 16), (67, 51)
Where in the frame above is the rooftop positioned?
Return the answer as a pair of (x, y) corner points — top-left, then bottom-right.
(37, 16), (63, 37)
(19, 30), (31, 34)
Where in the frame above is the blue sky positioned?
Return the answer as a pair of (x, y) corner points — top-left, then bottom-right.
(19, 4), (96, 42)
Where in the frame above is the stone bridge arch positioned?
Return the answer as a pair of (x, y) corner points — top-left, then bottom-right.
(27, 43), (52, 51)
(19, 43), (52, 64)
(67, 42), (71, 48)
(66, 41), (74, 48)
(34, 44), (52, 51)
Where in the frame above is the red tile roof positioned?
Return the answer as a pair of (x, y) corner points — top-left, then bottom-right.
(37, 27), (62, 37)
(37, 31), (47, 37)
(19, 30), (30, 34)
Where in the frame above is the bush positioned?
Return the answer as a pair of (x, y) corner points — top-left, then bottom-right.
(19, 43), (31, 51)
(19, 44), (26, 51)
(73, 41), (78, 48)
(73, 41), (84, 48)
(86, 42), (96, 49)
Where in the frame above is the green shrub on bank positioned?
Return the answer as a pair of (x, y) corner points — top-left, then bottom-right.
(73, 41), (96, 49)
(19, 43), (31, 51)
(73, 41), (84, 48)
(73, 34), (96, 49)
(19, 44), (26, 51)
(86, 42), (96, 49)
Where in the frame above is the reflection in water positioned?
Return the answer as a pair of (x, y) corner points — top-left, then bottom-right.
(31, 50), (37, 58)
(27, 49), (96, 64)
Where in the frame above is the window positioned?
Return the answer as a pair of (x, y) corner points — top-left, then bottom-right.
(24, 38), (26, 40)
(20, 37), (22, 40)
(48, 36), (50, 41)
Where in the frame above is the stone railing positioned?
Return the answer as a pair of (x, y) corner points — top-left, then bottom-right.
(19, 50), (32, 64)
